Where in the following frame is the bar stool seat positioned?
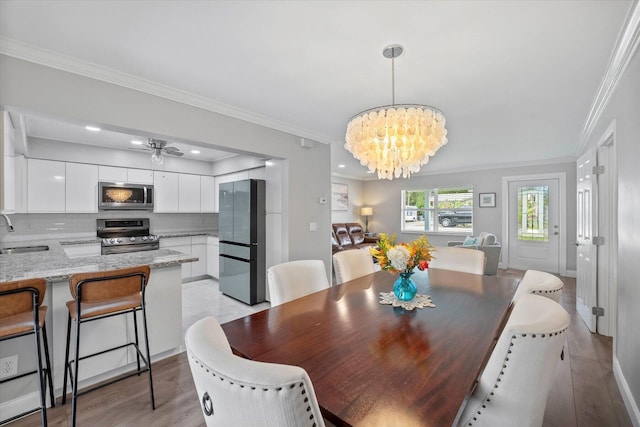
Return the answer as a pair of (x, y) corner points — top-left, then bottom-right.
(0, 278), (55, 427)
(62, 265), (155, 427)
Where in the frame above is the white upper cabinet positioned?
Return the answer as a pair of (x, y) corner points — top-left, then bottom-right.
(99, 166), (153, 184)
(27, 159), (66, 212)
(154, 171), (179, 212)
(66, 162), (98, 212)
(99, 165), (127, 182)
(179, 174), (201, 212)
(1, 111), (16, 212)
(200, 175), (215, 213)
(127, 168), (154, 184)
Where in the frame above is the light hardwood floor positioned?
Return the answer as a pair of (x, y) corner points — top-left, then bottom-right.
(8, 271), (633, 426)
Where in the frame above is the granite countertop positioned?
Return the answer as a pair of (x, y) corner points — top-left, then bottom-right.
(0, 238), (198, 283)
(157, 231), (218, 239)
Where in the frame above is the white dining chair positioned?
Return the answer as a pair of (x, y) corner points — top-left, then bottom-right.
(332, 249), (376, 285)
(429, 246), (485, 275)
(267, 260), (330, 306)
(186, 317), (325, 427)
(514, 269), (564, 303)
(457, 294), (570, 427)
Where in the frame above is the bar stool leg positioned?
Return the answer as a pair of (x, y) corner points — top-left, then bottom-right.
(62, 314), (72, 405)
(42, 324), (55, 407)
(33, 322), (48, 427)
(141, 303), (155, 410)
(133, 310), (141, 374)
(71, 316), (82, 427)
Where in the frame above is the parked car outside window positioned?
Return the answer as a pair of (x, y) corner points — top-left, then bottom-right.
(438, 210), (472, 227)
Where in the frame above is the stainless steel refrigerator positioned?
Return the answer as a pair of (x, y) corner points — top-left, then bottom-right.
(219, 179), (266, 305)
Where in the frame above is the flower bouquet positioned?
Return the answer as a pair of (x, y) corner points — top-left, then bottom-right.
(371, 234), (435, 301)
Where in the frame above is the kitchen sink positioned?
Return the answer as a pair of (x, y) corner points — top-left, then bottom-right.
(0, 245), (50, 255)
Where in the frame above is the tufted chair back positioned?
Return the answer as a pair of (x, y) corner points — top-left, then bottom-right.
(458, 294), (569, 427)
(186, 317), (325, 427)
(332, 249), (376, 285)
(514, 270), (564, 304)
(429, 246), (485, 275)
(267, 260), (330, 306)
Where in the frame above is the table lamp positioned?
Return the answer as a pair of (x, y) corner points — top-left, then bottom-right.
(361, 207), (373, 234)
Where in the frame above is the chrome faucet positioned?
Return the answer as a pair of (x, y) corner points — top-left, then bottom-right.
(1, 213), (14, 232)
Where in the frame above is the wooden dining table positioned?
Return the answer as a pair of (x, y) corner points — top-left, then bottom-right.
(221, 268), (520, 427)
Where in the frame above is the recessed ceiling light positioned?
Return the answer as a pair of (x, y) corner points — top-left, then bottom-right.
(338, 164), (346, 168)
(265, 160), (274, 167)
(190, 150), (201, 154)
(85, 126), (101, 132)
(131, 140), (143, 145)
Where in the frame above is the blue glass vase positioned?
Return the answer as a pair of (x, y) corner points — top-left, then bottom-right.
(393, 271), (417, 301)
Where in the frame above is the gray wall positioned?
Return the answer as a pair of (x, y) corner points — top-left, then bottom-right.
(362, 161), (577, 270)
(0, 55), (332, 273)
(581, 44), (640, 419)
(330, 177), (365, 224)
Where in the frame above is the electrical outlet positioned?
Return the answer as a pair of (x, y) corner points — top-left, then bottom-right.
(0, 355), (18, 379)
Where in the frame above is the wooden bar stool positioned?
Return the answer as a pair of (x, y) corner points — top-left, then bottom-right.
(0, 278), (55, 427)
(61, 266), (155, 427)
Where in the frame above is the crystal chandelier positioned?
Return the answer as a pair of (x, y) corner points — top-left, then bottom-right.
(345, 45), (448, 180)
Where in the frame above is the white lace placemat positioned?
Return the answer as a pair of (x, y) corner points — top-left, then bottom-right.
(378, 292), (436, 310)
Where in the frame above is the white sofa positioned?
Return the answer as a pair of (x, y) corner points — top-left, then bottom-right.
(448, 232), (502, 275)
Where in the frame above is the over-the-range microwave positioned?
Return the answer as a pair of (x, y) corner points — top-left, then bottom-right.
(98, 182), (154, 211)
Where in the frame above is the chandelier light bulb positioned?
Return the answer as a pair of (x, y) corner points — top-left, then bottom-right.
(151, 151), (164, 166)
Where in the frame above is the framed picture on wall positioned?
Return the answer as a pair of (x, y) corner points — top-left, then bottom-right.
(479, 192), (496, 208)
(332, 183), (349, 211)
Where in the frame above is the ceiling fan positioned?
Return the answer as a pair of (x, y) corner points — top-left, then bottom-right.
(143, 138), (183, 165)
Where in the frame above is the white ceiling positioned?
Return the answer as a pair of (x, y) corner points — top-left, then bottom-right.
(0, 1), (633, 179)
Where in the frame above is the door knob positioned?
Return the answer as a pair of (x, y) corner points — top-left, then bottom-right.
(574, 242), (580, 246)
(553, 231), (559, 236)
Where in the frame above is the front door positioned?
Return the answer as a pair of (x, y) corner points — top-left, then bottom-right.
(576, 150), (598, 332)
(507, 178), (560, 272)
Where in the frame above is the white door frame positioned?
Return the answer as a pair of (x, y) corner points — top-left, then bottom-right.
(501, 172), (567, 276)
(595, 120), (617, 338)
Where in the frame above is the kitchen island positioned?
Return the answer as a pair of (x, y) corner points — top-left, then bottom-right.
(0, 239), (196, 418)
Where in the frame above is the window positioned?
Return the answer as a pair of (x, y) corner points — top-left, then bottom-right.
(402, 187), (474, 233)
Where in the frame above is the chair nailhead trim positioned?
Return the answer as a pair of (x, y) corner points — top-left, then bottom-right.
(464, 325), (569, 426)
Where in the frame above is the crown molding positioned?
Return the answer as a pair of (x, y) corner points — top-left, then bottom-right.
(577, 0), (640, 154)
(334, 156), (577, 181)
(0, 36), (334, 145)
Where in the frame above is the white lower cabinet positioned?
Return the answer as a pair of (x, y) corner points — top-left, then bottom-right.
(207, 236), (219, 279)
(191, 236), (207, 277)
(160, 237), (192, 279)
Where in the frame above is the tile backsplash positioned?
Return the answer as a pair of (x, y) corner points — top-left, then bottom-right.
(0, 212), (217, 243)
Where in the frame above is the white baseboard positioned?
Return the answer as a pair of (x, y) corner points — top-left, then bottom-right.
(565, 269), (577, 278)
(613, 356), (640, 427)
(0, 391), (51, 423)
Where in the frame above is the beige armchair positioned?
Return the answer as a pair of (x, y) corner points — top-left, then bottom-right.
(448, 232), (501, 275)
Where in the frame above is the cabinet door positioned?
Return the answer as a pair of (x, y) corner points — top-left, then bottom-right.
(179, 174), (201, 212)
(153, 171), (179, 212)
(207, 237), (220, 278)
(27, 159), (66, 212)
(160, 237), (192, 279)
(1, 111), (16, 212)
(200, 175), (215, 212)
(98, 165), (128, 182)
(191, 242), (207, 277)
(66, 163), (98, 212)
(127, 168), (154, 184)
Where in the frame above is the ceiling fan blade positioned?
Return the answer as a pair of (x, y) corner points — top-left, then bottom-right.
(165, 150), (184, 157)
(164, 146), (181, 153)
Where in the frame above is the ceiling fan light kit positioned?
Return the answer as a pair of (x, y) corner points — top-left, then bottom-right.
(146, 138), (183, 167)
(344, 44), (448, 180)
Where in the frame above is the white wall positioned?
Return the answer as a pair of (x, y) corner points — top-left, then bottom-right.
(361, 161), (577, 270)
(0, 55), (333, 276)
(580, 41), (640, 423)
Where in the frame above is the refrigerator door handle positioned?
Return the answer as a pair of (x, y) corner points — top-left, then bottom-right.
(220, 240), (253, 247)
(220, 253), (252, 263)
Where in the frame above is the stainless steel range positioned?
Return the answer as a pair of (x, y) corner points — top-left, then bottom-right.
(97, 218), (159, 255)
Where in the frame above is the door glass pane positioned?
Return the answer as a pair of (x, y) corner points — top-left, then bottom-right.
(517, 186), (549, 241)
